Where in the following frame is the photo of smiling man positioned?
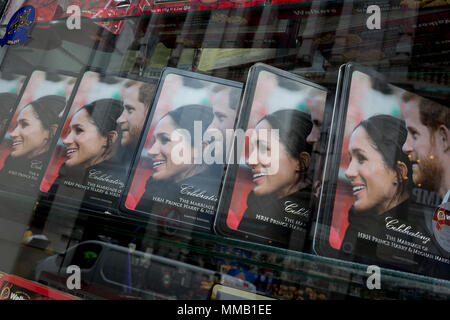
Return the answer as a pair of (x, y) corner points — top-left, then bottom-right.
(117, 80), (156, 154)
(402, 93), (450, 256)
(204, 85), (242, 169)
(402, 94), (449, 203)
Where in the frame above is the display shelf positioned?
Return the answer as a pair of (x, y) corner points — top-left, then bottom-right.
(19, 197), (450, 300)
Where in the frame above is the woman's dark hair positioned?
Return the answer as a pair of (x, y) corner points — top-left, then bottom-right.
(260, 109), (313, 158)
(77, 99), (123, 156)
(28, 95), (66, 130)
(259, 109), (313, 185)
(0, 92), (18, 119)
(79, 98), (123, 136)
(354, 114), (413, 198)
(166, 104), (214, 146)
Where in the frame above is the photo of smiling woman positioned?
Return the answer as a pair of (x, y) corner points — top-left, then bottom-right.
(237, 109), (313, 249)
(0, 95), (66, 191)
(47, 98), (124, 208)
(135, 104), (221, 230)
(339, 114), (433, 269)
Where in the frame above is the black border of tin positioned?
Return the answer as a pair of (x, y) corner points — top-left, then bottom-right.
(213, 62), (328, 250)
(0, 67), (81, 199)
(38, 66), (160, 216)
(118, 67), (244, 233)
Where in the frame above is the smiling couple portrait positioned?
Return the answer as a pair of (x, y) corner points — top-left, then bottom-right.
(334, 69), (449, 279)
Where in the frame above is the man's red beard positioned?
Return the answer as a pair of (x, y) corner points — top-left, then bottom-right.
(412, 152), (443, 192)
